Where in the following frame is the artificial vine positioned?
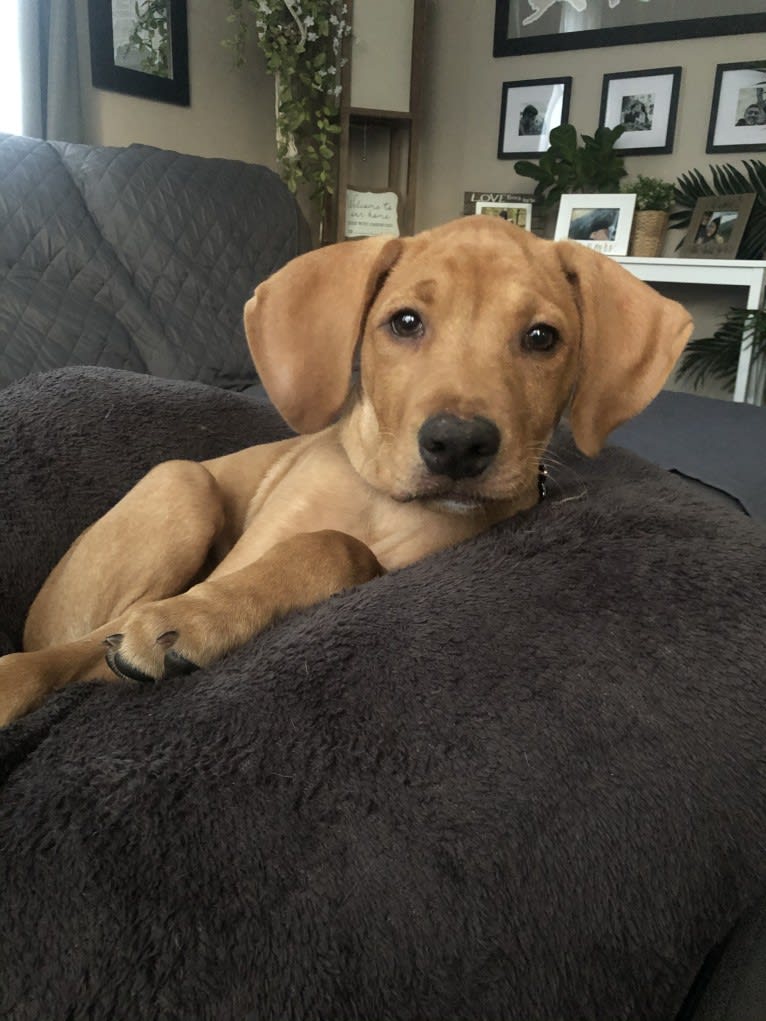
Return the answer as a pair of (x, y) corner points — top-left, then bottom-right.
(225, 0), (350, 221)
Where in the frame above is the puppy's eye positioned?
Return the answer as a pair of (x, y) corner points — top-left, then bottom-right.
(522, 323), (560, 354)
(388, 308), (424, 339)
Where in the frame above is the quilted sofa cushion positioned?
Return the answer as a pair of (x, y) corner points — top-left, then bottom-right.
(0, 133), (310, 389)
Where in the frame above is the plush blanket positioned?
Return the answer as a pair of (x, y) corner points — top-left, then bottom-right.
(1, 367), (765, 1021)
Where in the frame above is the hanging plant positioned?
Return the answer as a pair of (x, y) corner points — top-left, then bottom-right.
(671, 160), (766, 259)
(224, 0), (350, 225)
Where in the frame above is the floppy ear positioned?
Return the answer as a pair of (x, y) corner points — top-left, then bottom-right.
(244, 236), (402, 433)
(555, 240), (694, 456)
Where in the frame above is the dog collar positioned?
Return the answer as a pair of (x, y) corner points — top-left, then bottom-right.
(538, 462), (548, 503)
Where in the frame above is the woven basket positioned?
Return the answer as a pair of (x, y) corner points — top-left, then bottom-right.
(628, 210), (669, 257)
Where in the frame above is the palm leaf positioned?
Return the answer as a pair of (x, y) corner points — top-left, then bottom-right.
(676, 307), (766, 397)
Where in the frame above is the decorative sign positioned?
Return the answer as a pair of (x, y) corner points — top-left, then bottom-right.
(345, 190), (400, 238)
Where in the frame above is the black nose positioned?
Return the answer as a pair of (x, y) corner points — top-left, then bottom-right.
(418, 414), (501, 480)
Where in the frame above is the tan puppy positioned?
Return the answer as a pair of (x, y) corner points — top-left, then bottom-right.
(0, 216), (692, 725)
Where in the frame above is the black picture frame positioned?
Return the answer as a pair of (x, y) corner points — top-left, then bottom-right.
(493, 2), (766, 58)
(497, 76), (572, 160)
(706, 61), (766, 155)
(598, 68), (682, 157)
(88, 0), (190, 106)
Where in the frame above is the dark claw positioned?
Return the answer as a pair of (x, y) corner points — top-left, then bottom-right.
(163, 649), (199, 678)
(105, 648), (157, 685)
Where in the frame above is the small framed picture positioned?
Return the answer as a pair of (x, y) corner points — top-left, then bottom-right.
(87, 0), (190, 106)
(475, 200), (533, 230)
(599, 67), (682, 156)
(678, 194), (757, 259)
(554, 194), (637, 256)
(707, 61), (766, 153)
(497, 77), (572, 159)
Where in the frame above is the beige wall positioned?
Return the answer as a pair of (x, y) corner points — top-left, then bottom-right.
(417, 0), (766, 237)
(75, 0), (277, 168)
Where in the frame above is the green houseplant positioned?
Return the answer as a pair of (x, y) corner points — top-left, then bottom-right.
(677, 306), (766, 400)
(672, 160), (766, 394)
(225, 0), (351, 237)
(514, 123), (628, 208)
(622, 175), (676, 257)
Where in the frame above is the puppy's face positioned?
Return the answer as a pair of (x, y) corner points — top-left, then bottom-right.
(340, 230), (579, 509)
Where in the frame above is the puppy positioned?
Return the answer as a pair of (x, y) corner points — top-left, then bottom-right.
(0, 216), (692, 724)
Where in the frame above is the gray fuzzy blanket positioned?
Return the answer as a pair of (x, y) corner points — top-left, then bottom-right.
(1, 367), (765, 1021)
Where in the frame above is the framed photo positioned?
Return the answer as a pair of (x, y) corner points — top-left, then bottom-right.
(554, 193), (636, 256)
(497, 77), (572, 159)
(87, 0), (190, 106)
(599, 68), (681, 156)
(707, 61), (766, 154)
(493, 1), (766, 58)
(475, 201), (534, 230)
(678, 194), (757, 259)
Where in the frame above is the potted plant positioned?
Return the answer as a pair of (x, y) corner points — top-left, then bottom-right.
(677, 306), (766, 401)
(622, 175), (676, 257)
(514, 123), (628, 208)
(225, 0), (351, 242)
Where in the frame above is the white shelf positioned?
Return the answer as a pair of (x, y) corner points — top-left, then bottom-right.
(612, 256), (766, 404)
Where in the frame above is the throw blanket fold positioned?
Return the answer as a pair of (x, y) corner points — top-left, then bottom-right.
(0, 367), (765, 1021)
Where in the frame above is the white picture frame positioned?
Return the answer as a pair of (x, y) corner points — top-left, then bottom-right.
(475, 200), (534, 231)
(554, 193), (637, 256)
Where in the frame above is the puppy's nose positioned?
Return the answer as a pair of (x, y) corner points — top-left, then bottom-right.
(418, 414), (501, 479)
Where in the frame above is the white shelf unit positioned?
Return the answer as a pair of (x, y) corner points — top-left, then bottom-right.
(613, 256), (766, 405)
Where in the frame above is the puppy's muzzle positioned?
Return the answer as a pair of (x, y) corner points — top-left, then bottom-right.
(418, 414), (501, 480)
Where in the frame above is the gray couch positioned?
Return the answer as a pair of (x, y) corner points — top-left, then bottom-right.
(0, 132), (310, 390)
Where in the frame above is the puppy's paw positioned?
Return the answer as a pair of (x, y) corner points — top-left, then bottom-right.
(103, 598), (206, 684)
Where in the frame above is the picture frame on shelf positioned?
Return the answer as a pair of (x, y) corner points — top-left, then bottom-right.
(554, 193), (636, 256)
(706, 61), (766, 154)
(497, 77), (572, 159)
(599, 68), (682, 156)
(475, 200), (534, 230)
(493, 2), (766, 58)
(87, 0), (189, 106)
(677, 193), (757, 259)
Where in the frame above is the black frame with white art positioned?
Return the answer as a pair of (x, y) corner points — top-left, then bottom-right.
(497, 76), (572, 160)
(599, 67), (682, 156)
(707, 61), (766, 154)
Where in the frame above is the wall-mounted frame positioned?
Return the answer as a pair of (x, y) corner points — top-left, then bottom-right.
(475, 200), (534, 230)
(493, 1), (766, 58)
(678, 194), (756, 259)
(88, 0), (190, 106)
(554, 193), (636, 256)
(707, 61), (766, 154)
(497, 77), (572, 159)
(599, 67), (682, 157)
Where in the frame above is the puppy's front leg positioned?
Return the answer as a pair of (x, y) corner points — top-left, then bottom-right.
(105, 530), (383, 683)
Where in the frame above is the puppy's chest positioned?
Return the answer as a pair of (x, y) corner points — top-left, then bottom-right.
(243, 448), (478, 571)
